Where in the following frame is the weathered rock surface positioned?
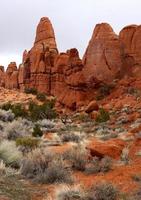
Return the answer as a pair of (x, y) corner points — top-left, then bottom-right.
(19, 17), (58, 94)
(119, 25), (141, 77)
(5, 62), (19, 89)
(0, 66), (5, 87)
(83, 23), (124, 82)
(85, 100), (99, 113)
(53, 48), (87, 110)
(1, 18), (141, 109)
(87, 138), (125, 159)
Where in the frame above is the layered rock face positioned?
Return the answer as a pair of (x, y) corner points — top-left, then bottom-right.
(19, 17), (58, 93)
(17, 17), (88, 109)
(52, 48), (87, 109)
(1, 18), (141, 109)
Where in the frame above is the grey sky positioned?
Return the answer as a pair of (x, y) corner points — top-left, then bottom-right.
(0, 0), (141, 67)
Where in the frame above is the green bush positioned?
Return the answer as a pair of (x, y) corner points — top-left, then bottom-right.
(29, 101), (57, 121)
(11, 104), (28, 118)
(1, 103), (28, 118)
(24, 88), (37, 95)
(16, 137), (39, 150)
(36, 93), (46, 102)
(32, 124), (43, 137)
(1, 102), (13, 111)
(96, 108), (110, 123)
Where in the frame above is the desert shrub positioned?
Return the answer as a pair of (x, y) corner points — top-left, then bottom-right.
(127, 87), (141, 98)
(32, 124), (43, 137)
(100, 156), (112, 172)
(85, 156), (112, 175)
(4, 118), (33, 140)
(20, 149), (52, 179)
(76, 113), (92, 123)
(96, 108), (110, 123)
(36, 92), (46, 102)
(61, 132), (81, 143)
(16, 137), (39, 154)
(132, 174), (141, 182)
(29, 101), (57, 121)
(38, 119), (55, 131)
(24, 87), (37, 95)
(64, 146), (88, 171)
(0, 140), (22, 167)
(11, 104), (28, 118)
(35, 159), (73, 184)
(1, 102), (13, 111)
(85, 157), (101, 174)
(88, 182), (118, 200)
(128, 190), (141, 200)
(0, 103), (28, 118)
(20, 149), (73, 184)
(0, 109), (15, 122)
(55, 185), (85, 200)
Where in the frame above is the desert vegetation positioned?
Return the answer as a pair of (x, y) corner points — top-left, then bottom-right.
(0, 97), (140, 200)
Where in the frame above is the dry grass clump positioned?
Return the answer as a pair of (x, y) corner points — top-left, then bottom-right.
(61, 132), (81, 143)
(55, 185), (86, 200)
(54, 182), (118, 200)
(87, 182), (118, 200)
(20, 149), (73, 184)
(63, 145), (88, 171)
(85, 156), (112, 175)
(35, 159), (73, 184)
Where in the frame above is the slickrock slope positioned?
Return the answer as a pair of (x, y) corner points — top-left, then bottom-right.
(1, 17), (141, 110)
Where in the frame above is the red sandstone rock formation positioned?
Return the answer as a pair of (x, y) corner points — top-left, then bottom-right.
(0, 66), (5, 87)
(83, 23), (124, 82)
(5, 62), (19, 89)
(1, 18), (141, 110)
(54, 48), (87, 110)
(119, 25), (141, 77)
(18, 17), (58, 94)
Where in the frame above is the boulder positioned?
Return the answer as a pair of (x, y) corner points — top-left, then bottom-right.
(87, 138), (125, 159)
(85, 100), (99, 113)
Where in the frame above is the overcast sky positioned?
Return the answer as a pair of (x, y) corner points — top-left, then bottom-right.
(0, 0), (141, 67)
